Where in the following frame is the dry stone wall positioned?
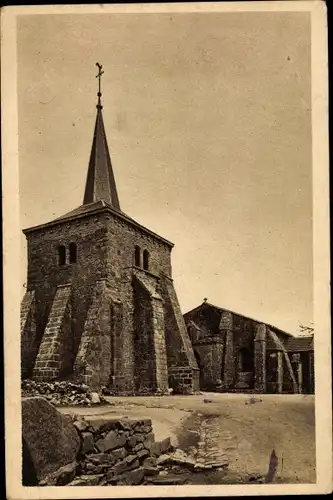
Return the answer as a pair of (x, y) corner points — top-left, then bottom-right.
(68, 416), (172, 486)
(22, 395), (173, 487)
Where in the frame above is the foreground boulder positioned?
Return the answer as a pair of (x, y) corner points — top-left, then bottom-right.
(22, 397), (81, 481)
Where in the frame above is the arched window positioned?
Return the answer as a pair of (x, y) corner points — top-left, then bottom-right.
(69, 242), (77, 264)
(143, 249), (150, 271)
(134, 246), (141, 267)
(58, 245), (66, 266)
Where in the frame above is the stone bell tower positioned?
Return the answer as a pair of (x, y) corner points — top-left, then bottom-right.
(20, 64), (199, 394)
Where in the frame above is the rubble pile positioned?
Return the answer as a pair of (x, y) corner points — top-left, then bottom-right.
(21, 380), (110, 406)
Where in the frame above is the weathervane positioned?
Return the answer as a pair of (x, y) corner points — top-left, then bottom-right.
(96, 62), (104, 108)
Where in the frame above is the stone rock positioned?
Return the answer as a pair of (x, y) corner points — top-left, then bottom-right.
(150, 441), (162, 457)
(203, 399), (213, 403)
(160, 437), (172, 453)
(81, 432), (95, 454)
(90, 453), (115, 466)
(90, 392), (100, 404)
(137, 449), (149, 460)
(143, 456), (157, 468)
(133, 443), (144, 453)
(22, 397), (81, 481)
(125, 454), (138, 466)
(194, 463), (213, 470)
(158, 469), (169, 476)
(134, 419), (151, 430)
(141, 425), (153, 434)
(39, 460), (77, 486)
(143, 432), (155, 449)
(127, 435), (137, 448)
(96, 430), (126, 452)
(147, 474), (187, 485)
(106, 474), (124, 485)
(87, 419), (107, 433)
(84, 462), (98, 473)
(121, 467), (145, 485)
(109, 459), (131, 477)
(68, 474), (103, 486)
(73, 418), (90, 432)
(168, 449), (196, 469)
(156, 454), (170, 465)
(143, 466), (159, 477)
(112, 447), (127, 461)
(114, 460), (128, 475)
(119, 420), (136, 431)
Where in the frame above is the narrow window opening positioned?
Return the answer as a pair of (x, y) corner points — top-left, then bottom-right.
(58, 245), (66, 266)
(69, 242), (77, 264)
(237, 347), (253, 372)
(134, 246), (141, 267)
(143, 249), (150, 271)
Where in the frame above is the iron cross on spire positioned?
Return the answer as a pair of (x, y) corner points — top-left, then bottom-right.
(96, 62), (104, 108)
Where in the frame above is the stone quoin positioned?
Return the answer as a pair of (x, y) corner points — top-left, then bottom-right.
(21, 64), (199, 394)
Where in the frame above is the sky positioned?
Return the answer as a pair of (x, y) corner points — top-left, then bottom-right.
(17, 11), (313, 335)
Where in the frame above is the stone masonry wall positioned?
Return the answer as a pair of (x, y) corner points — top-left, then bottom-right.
(21, 290), (37, 379)
(24, 215), (110, 378)
(40, 415), (172, 486)
(23, 207), (197, 394)
(193, 344), (213, 390)
(192, 342), (224, 391)
(103, 214), (173, 393)
(133, 278), (158, 393)
(33, 284), (72, 381)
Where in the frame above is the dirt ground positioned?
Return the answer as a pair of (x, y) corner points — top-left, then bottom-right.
(59, 392), (316, 484)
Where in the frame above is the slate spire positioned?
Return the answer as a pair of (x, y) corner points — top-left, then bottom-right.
(83, 63), (121, 210)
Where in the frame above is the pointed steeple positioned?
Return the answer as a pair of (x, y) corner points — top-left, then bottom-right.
(83, 63), (120, 210)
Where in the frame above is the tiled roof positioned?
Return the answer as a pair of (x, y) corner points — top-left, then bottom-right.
(52, 200), (107, 221)
(267, 335), (314, 352)
(23, 200), (174, 247)
(284, 336), (314, 352)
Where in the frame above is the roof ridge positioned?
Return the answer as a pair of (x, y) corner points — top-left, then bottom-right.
(186, 301), (294, 337)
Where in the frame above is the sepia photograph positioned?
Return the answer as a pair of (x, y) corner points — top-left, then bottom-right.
(2, 1), (331, 498)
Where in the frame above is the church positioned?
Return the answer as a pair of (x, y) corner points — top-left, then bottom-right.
(20, 65), (199, 395)
(184, 301), (314, 394)
(20, 65), (314, 397)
